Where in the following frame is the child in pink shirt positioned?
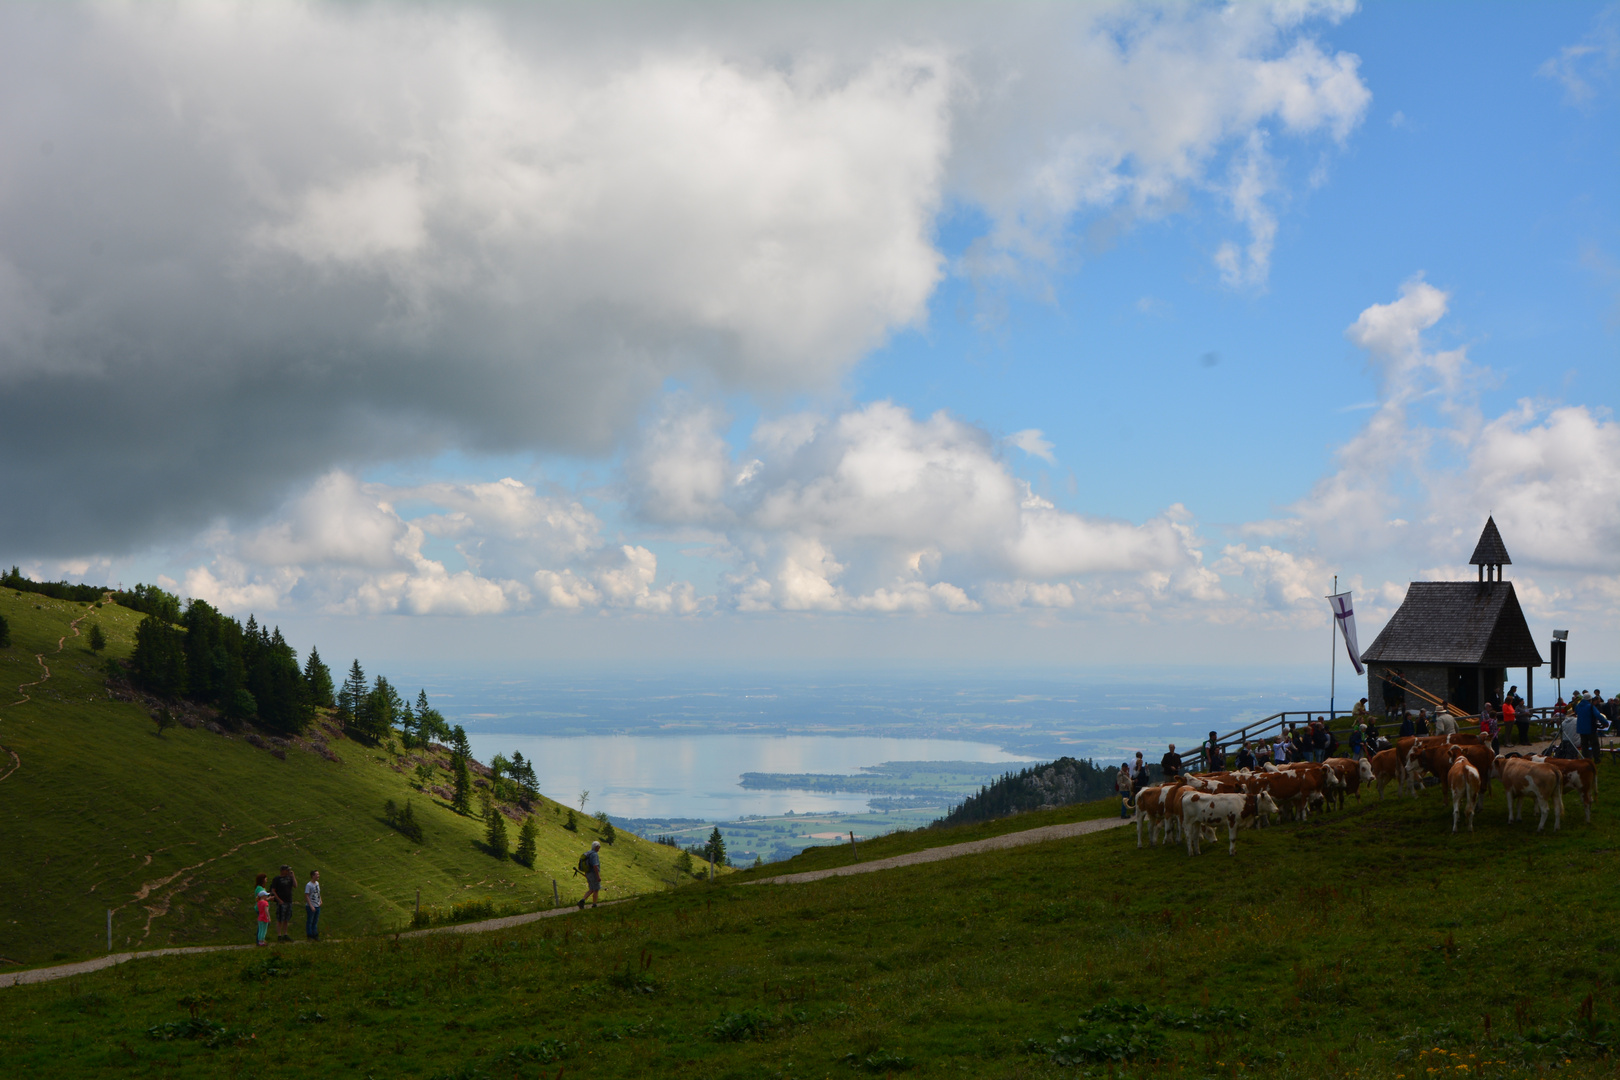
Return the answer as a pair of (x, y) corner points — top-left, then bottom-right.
(254, 873), (271, 946)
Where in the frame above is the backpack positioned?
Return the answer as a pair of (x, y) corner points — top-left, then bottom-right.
(576, 851), (593, 874)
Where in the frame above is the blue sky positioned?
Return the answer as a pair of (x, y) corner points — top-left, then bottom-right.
(3, 2), (1616, 675)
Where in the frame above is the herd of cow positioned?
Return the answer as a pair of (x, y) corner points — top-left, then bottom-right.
(1134, 733), (1599, 856)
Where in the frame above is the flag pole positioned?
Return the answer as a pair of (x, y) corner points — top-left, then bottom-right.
(1329, 574), (1337, 724)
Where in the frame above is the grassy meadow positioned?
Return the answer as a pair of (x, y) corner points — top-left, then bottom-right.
(3, 747), (1618, 1078)
(0, 590), (695, 968)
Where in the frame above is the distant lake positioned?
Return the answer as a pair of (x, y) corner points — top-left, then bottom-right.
(396, 666), (1334, 820)
(463, 733), (1033, 820)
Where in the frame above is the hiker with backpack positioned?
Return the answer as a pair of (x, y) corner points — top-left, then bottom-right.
(576, 840), (602, 909)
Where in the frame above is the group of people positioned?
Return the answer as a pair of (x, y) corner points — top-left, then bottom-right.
(253, 865), (321, 945)
(1111, 687), (1618, 814)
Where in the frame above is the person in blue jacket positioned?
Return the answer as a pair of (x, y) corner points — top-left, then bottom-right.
(1576, 692), (1602, 763)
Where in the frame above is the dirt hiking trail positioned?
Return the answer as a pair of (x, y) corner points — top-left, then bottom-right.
(2, 815), (1130, 989)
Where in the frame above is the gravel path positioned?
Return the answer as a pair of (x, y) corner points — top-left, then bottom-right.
(749, 816), (1132, 887)
(3, 817), (1128, 988)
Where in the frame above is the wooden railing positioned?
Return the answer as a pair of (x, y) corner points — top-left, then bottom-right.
(1179, 705), (1571, 773)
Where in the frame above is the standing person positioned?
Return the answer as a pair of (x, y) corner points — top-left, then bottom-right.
(1130, 752), (1149, 794)
(1160, 744), (1184, 779)
(1236, 743), (1256, 771)
(1501, 697), (1517, 747)
(1312, 719), (1329, 763)
(1272, 732), (1288, 765)
(1203, 731), (1223, 771)
(1576, 693), (1601, 763)
(254, 874), (271, 947)
(304, 870), (322, 941)
(1115, 764), (1133, 818)
(270, 864), (298, 943)
(1347, 723), (1363, 759)
(1414, 709), (1430, 737)
(576, 840), (603, 909)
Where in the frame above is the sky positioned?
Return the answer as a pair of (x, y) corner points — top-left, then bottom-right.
(1, 1), (1616, 679)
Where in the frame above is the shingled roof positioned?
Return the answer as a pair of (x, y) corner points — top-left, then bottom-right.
(1360, 581), (1542, 667)
(1469, 516), (1511, 567)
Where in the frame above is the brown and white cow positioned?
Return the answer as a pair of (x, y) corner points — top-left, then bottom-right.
(1412, 742), (1495, 798)
(1491, 756), (1564, 832)
(1530, 756), (1597, 824)
(1323, 756), (1375, 809)
(1133, 782), (1190, 847)
(1445, 747), (1480, 834)
(1181, 790), (1280, 855)
(1247, 770), (1322, 820)
(1369, 747), (1424, 799)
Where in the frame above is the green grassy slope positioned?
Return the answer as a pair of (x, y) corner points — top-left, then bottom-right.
(0, 592), (694, 967)
(3, 762), (1616, 1078)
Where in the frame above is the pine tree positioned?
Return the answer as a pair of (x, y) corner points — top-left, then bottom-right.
(706, 826), (727, 867)
(450, 724), (471, 759)
(87, 624), (106, 652)
(338, 659), (367, 730)
(303, 647), (335, 708)
(483, 794), (509, 859)
(451, 754), (471, 815)
(415, 690), (450, 744)
(0, 613), (9, 648)
(514, 816), (538, 867)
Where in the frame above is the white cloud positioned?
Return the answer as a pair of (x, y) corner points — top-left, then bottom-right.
(1006, 429), (1056, 463)
(1539, 4), (1620, 105)
(0, 2), (1370, 557)
(1260, 276), (1620, 613)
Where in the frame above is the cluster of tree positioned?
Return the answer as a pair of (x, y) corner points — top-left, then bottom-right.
(2, 568), (186, 624)
(2, 566), (106, 602)
(334, 660), (452, 750)
(682, 826), (728, 868)
(487, 751), (539, 804)
(112, 583), (183, 623)
(383, 798), (424, 842)
(480, 793), (540, 867)
(129, 602), (319, 737)
(932, 757), (1118, 829)
(0, 612), (9, 648)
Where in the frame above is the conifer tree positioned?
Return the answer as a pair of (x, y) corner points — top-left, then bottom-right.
(303, 647), (335, 708)
(339, 660), (368, 737)
(483, 794), (509, 859)
(514, 815), (538, 867)
(451, 754), (472, 815)
(0, 613), (9, 648)
(87, 624), (106, 652)
(706, 826), (727, 867)
(415, 690), (450, 744)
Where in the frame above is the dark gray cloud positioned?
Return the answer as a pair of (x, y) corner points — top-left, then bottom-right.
(0, 2), (1366, 557)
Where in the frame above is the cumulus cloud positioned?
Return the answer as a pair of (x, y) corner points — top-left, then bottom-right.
(635, 400), (1203, 612)
(0, 2), (1367, 557)
(1270, 277), (1620, 597)
(177, 471), (700, 617)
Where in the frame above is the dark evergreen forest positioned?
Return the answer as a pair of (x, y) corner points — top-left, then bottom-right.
(933, 756), (1121, 828)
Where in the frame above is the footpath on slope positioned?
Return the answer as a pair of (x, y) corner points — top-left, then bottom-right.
(747, 816), (1131, 887)
(1, 814), (1131, 989)
(1, 593), (106, 783)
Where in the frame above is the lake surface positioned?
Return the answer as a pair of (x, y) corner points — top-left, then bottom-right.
(463, 732), (1033, 819)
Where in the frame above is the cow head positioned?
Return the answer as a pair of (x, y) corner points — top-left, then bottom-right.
(1357, 758), (1374, 783)
(1255, 790), (1279, 819)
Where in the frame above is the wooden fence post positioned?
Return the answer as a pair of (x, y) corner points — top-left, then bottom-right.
(848, 831), (859, 860)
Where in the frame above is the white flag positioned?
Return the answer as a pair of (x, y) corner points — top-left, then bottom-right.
(1329, 592), (1364, 676)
